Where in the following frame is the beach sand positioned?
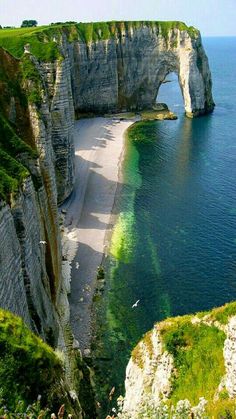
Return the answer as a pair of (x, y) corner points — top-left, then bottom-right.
(61, 117), (135, 352)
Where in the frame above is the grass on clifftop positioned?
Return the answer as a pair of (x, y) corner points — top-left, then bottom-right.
(0, 26), (61, 60)
(132, 301), (236, 416)
(0, 309), (63, 411)
(0, 20), (199, 60)
(161, 319), (225, 405)
(160, 301), (236, 406)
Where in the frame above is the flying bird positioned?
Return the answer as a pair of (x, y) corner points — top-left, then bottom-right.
(39, 240), (47, 245)
(132, 299), (140, 308)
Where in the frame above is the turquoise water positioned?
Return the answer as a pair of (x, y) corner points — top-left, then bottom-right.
(93, 37), (236, 410)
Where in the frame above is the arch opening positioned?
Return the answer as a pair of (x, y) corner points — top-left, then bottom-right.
(155, 72), (185, 115)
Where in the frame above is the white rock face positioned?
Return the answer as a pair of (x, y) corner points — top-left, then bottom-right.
(0, 201), (31, 326)
(68, 25), (214, 116)
(40, 57), (75, 202)
(123, 314), (236, 416)
(0, 54), (74, 344)
(224, 316), (236, 397)
(123, 327), (174, 417)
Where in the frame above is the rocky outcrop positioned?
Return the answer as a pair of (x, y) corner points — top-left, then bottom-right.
(123, 326), (174, 416)
(223, 316), (236, 397)
(122, 304), (236, 418)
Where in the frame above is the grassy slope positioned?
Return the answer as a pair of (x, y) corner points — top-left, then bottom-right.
(132, 301), (236, 416)
(0, 308), (65, 411)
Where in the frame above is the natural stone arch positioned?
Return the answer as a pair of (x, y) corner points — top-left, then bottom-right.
(70, 23), (214, 117)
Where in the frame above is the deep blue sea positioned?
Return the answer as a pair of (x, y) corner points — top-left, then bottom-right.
(94, 37), (236, 408)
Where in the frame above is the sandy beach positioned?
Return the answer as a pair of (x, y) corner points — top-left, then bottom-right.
(61, 117), (135, 351)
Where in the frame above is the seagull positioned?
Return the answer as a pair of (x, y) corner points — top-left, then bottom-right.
(132, 299), (140, 308)
(75, 262), (80, 269)
(39, 240), (47, 245)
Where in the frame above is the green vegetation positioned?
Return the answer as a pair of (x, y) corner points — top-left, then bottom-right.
(0, 113), (36, 158)
(131, 330), (154, 369)
(75, 20), (199, 43)
(157, 20), (199, 40)
(0, 398), (70, 418)
(0, 309), (64, 412)
(20, 54), (42, 104)
(162, 319), (225, 404)
(210, 301), (236, 324)
(97, 265), (105, 280)
(140, 109), (177, 121)
(0, 26), (61, 61)
(0, 20), (199, 61)
(0, 169), (18, 201)
(21, 19), (38, 28)
(0, 46), (40, 202)
(206, 398), (236, 418)
(131, 301), (236, 417)
(127, 121), (159, 143)
(0, 113), (37, 201)
(160, 302), (236, 408)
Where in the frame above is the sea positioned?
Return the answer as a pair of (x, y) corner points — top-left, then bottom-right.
(93, 37), (236, 412)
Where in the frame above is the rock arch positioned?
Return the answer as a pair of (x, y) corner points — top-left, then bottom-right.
(70, 24), (214, 117)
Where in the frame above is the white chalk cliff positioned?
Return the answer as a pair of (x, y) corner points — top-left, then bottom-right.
(0, 20), (216, 416)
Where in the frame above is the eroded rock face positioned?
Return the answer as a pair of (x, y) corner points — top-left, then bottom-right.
(123, 327), (174, 416)
(0, 202), (31, 326)
(123, 311), (236, 417)
(38, 55), (75, 203)
(40, 58), (75, 203)
(0, 50), (74, 343)
(69, 25), (214, 116)
(224, 316), (236, 397)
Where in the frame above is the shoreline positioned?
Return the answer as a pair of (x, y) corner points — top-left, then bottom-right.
(61, 116), (136, 352)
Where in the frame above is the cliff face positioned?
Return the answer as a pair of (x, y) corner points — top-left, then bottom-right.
(68, 23), (214, 116)
(0, 20), (214, 345)
(0, 21), (214, 415)
(122, 303), (236, 418)
(0, 46), (96, 417)
(0, 48), (74, 344)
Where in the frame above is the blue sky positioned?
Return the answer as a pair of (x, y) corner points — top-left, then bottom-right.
(1, 0), (236, 36)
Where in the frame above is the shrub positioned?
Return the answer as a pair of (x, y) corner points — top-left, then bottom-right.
(21, 20), (38, 28)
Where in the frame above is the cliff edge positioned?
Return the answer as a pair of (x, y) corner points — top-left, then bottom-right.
(122, 302), (236, 418)
(0, 21), (214, 118)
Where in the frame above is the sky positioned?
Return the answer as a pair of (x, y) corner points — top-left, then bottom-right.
(1, 0), (236, 36)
